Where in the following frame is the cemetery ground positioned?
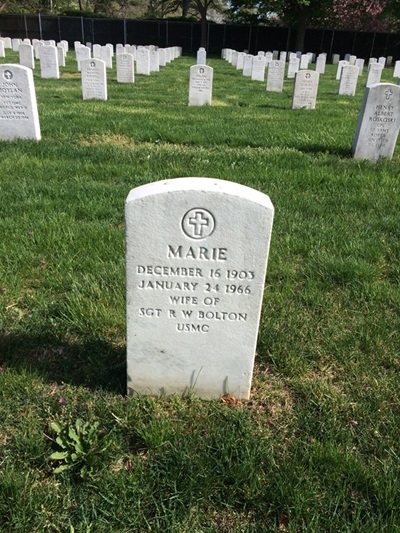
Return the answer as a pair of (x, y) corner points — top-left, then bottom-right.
(0, 49), (399, 531)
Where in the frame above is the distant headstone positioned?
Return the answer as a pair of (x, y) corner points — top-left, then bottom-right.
(19, 43), (35, 70)
(0, 64), (41, 140)
(101, 45), (113, 69)
(149, 50), (160, 72)
(355, 58), (365, 76)
(366, 62), (383, 88)
(197, 47), (206, 65)
(336, 60), (349, 80)
(39, 45), (59, 79)
(4, 37), (12, 49)
(251, 55), (266, 81)
(332, 54), (340, 64)
(387, 56), (393, 66)
(57, 44), (65, 67)
(0, 40), (4, 58)
(287, 57), (300, 78)
(136, 48), (150, 75)
(279, 51), (287, 62)
(231, 50), (238, 67)
(349, 55), (357, 65)
(300, 54), (309, 69)
(266, 60), (285, 92)
(188, 65), (213, 106)
(242, 54), (253, 77)
(34, 41), (43, 60)
(292, 70), (319, 109)
(394, 60), (400, 77)
(265, 52), (273, 64)
(272, 50), (278, 60)
(353, 83), (400, 160)
(159, 48), (166, 67)
(81, 58), (107, 100)
(344, 53), (351, 61)
(76, 45), (91, 72)
(236, 52), (246, 70)
(93, 44), (102, 60)
(315, 54), (326, 74)
(125, 177), (274, 399)
(378, 56), (386, 66)
(12, 38), (21, 52)
(116, 53), (134, 83)
(338, 64), (359, 96)
(369, 57), (377, 66)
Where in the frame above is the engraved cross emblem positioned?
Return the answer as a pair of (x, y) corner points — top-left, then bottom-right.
(189, 211), (210, 237)
(3, 70), (12, 80)
(385, 88), (393, 100)
(182, 208), (215, 240)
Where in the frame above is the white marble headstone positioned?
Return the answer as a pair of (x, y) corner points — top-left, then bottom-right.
(0, 64), (41, 141)
(197, 48), (206, 65)
(81, 58), (107, 100)
(125, 177), (274, 399)
(19, 43), (35, 70)
(188, 65), (213, 106)
(116, 53), (134, 83)
(242, 54), (254, 77)
(251, 55), (266, 81)
(39, 45), (59, 79)
(136, 48), (150, 75)
(366, 63), (383, 88)
(292, 70), (319, 109)
(338, 64), (359, 96)
(266, 60), (285, 92)
(287, 57), (300, 78)
(352, 83), (400, 160)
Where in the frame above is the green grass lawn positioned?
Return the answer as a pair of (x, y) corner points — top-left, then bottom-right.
(0, 50), (399, 532)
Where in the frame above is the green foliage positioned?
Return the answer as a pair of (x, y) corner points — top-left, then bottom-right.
(49, 419), (103, 478)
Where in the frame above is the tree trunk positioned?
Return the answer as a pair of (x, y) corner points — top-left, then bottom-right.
(294, 6), (308, 52)
(182, 0), (190, 18)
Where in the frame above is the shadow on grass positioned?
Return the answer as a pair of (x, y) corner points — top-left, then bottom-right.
(296, 144), (352, 158)
(0, 333), (126, 394)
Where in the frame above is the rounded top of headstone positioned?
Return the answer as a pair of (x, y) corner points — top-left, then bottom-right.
(126, 177), (273, 212)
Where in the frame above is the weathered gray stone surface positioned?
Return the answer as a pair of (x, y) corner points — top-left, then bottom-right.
(0, 64), (41, 140)
(125, 177), (274, 399)
(352, 83), (400, 160)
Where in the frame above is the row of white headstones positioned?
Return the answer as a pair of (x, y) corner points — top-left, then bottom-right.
(191, 47), (400, 161)
(0, 38), (399, 161)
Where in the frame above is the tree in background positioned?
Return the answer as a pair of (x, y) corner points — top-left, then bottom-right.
(224, 0), (400, 50)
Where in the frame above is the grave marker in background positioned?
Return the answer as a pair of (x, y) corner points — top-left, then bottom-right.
(81, 58), (107, 100)
(0, 64), (41, 140)
(125, 177), (274, 399)
(292, 70), (319, 109)
(338, 64), (359, 96)
(188, 65), (213, 106)
(39, 45), (59, 79)
(117, 53), (135, 83)
(266, 60), (285, 92)
(352, 83), (400, 160)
